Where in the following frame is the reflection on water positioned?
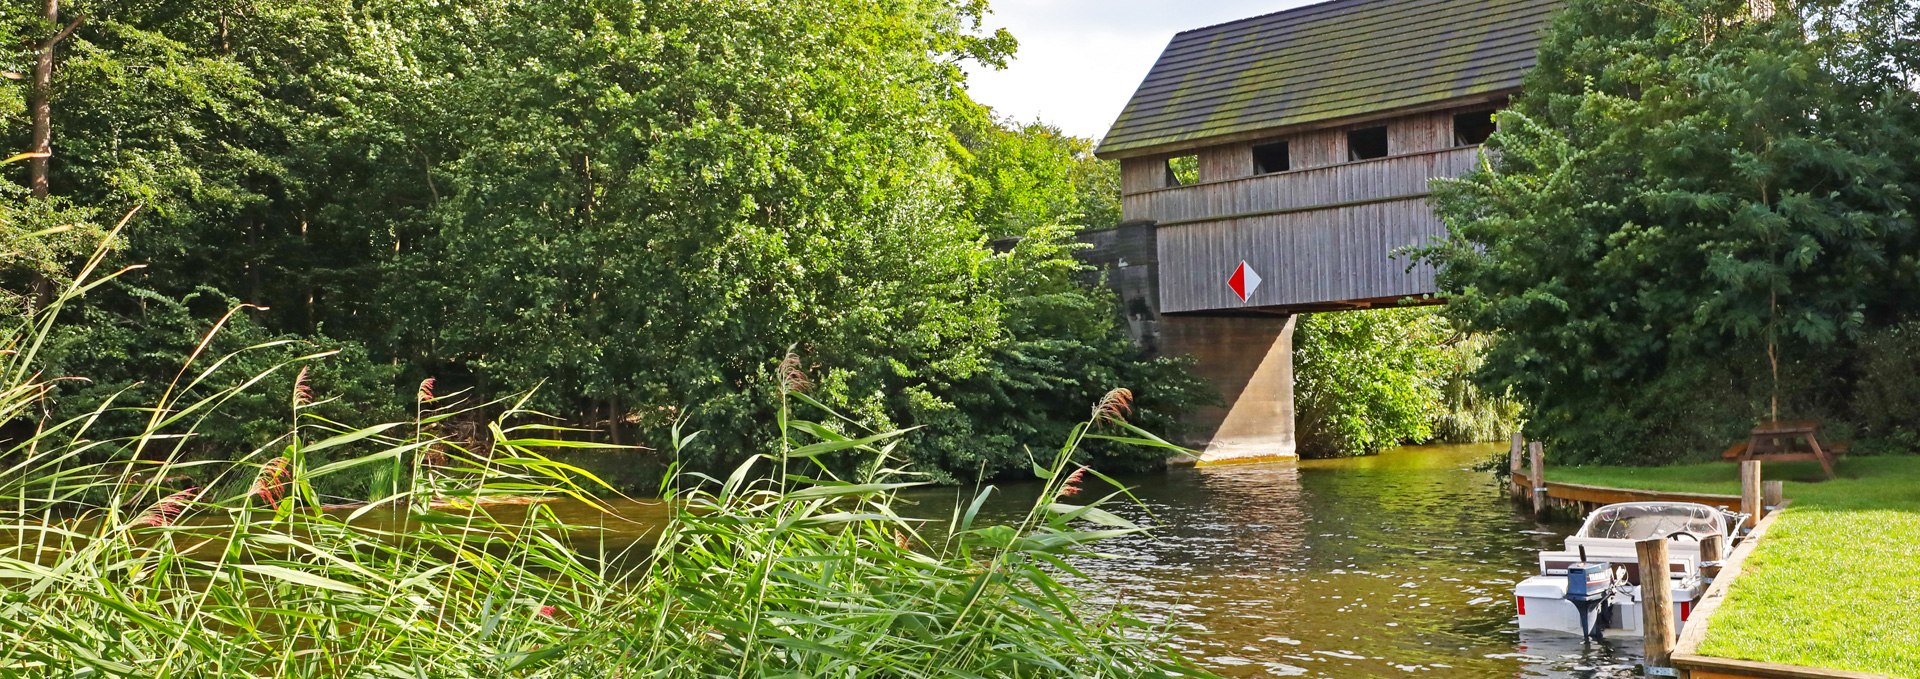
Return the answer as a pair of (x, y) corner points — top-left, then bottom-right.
(545, 443), (1643, 678)
(904, 443), (1644, 678)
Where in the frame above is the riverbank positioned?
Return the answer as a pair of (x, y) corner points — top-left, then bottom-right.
(1548, 456), (1920, 676)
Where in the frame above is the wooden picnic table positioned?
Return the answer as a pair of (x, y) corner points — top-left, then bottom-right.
(1720, 420), (1839, 479)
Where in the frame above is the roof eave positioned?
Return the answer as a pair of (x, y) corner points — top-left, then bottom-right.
(1093, 89), (1520, 160)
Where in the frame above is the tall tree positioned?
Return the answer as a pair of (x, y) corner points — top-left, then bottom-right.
(1423, 0), (1920, 463)
(4, 0), (1197, 484)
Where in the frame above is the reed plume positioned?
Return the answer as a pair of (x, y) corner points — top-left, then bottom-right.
(1059, 466), (1089, 498)
(292, 366), (313, 407)
(133, 487), (199, 527)
(251, 457), (292, 509)
(778, 353), (810, 393)
(1092, 387), (1134, 424)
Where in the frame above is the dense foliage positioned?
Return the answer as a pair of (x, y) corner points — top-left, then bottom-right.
(1292, 307), (1519, 458)
(0, 272), (1208, 677)
(2, 0), (1198, 491)
(1423, 0), (1920, 464)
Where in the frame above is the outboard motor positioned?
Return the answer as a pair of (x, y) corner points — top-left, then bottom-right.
(1564, 559), (1614, 639)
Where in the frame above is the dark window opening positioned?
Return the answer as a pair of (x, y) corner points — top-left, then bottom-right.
(1348, 126), (1389, 161)
(1165, 155), (1200, 186)
(1252, 141), (1291, 174)
(1454, 110), (1497, 146)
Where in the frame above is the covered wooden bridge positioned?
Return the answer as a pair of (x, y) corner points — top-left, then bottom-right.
(1083, 0), (1561, 460)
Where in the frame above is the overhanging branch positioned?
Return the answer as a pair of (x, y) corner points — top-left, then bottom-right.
(42, 13), (86, 50)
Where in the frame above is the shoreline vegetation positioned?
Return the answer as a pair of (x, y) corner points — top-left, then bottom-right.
(1548, 458), (1920, 676)
(0, 250), (1212, 677)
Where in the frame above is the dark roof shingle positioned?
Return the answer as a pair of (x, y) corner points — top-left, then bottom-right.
(1096, 0), (1560, 157)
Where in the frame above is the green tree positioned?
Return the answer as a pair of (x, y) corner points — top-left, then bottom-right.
(3, 0), (1194, 485)
(1292, 307), (1450, 458)
(951, 107), (1123, 236)
(1423, 0), (1920, 464)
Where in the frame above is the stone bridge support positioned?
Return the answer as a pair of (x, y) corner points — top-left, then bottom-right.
(1162, 315), (1296, 462)
(1079, 222), (1297, 463)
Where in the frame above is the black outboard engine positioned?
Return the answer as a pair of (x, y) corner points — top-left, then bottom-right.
(1564, 558), (1614, 639)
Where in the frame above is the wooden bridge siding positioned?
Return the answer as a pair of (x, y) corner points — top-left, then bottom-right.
(1116, 111), (1463, 198)
(1391, 111), (1455, 155)
(1156, 197), (1446, 313)
(1292, 128), (1344, 169)
(1121, 146), (1481, 226)
(1121, 158), (1164, 195)
(1200, 142), (1253, 182)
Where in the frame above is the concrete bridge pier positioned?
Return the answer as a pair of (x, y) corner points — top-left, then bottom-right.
(1162, 315), (1297, 463)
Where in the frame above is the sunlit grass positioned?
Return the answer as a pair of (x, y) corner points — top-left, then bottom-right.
(1548, 456), (1920, 675)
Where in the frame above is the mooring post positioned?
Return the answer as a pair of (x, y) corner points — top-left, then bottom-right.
(1529, 441), (1547, 519)
(1739, 460), (1763, 528)
(1509, 433), (1525, 500)
(1700, 533), (1725, 579)
(1763, 480), (1784, 515)
(1637, 538), (1677, 672)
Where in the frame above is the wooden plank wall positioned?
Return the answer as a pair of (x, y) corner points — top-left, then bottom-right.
(1199, 142), (1252, 183)
(1391, 112), (1455, 154)
(1121, 158), (1164, 195)
(1122, 146), (1479, 226)
(1291, 129), (1345, 169)
(1155, 196), (1448, 313)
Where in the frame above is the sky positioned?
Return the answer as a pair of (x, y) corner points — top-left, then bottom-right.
(966, 0), (1323, 141)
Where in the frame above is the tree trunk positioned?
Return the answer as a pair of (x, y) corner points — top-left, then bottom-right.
(29, 0), (57, 198)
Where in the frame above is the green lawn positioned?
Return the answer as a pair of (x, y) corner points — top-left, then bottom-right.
(1549, 457), (1920, 676)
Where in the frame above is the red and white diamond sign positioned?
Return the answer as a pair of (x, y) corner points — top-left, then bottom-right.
(1227, 261), (1262, 302)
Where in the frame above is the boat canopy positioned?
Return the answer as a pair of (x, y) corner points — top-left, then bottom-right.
(1579, 503), (1723, 541)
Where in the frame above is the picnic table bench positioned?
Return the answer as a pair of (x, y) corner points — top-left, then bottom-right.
(1720, 420), (1842, 479)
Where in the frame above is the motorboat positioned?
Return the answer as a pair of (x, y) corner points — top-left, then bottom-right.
(1514, 502), (1746, 638)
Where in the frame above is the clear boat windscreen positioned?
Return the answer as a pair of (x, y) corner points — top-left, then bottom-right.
(1581, 504), (1720, 541)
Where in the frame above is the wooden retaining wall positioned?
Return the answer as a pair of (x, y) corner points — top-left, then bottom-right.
(1511, 472), (1744, 517)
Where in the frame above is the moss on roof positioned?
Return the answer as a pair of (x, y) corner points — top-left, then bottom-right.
(1096, 0), (1561, 158)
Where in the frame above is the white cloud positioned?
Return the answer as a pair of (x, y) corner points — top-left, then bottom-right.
(966, 0), (1323, 140)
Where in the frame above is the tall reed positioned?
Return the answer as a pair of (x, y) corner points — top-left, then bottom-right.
(0, 228), (1207, 677)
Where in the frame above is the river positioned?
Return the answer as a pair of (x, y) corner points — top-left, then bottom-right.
(555, 442), (1644, 677)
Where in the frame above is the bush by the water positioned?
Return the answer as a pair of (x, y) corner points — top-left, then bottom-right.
(1293, 307), (1520, 458)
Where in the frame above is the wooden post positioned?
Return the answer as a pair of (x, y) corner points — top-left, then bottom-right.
(1529, 441), (1547, 519)
(1699, 533), (1725, 579)
(1509, 433), (1525, 500)
(1638, 538), (1677, 669)
(1763, 480), (1784, 514)
(1739, 460), (1763, 528)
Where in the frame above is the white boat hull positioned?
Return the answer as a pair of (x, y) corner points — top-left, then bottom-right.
(1516, 576), (1702, 636)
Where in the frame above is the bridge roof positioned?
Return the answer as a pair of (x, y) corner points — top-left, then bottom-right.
(1096, 0), (1561, 158)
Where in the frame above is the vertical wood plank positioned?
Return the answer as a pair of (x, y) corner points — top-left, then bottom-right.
(1739, 461), (1763, 528)
(1529, 441), (1547, 519)
(1121, 158), (1163, 195)
(1639, 538), (1678, 668)
(1763, 480), (1784, 515)
(1509, 432), (1525, 500)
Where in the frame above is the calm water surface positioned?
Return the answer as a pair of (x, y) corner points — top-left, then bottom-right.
(559, 443), (1641, 678)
